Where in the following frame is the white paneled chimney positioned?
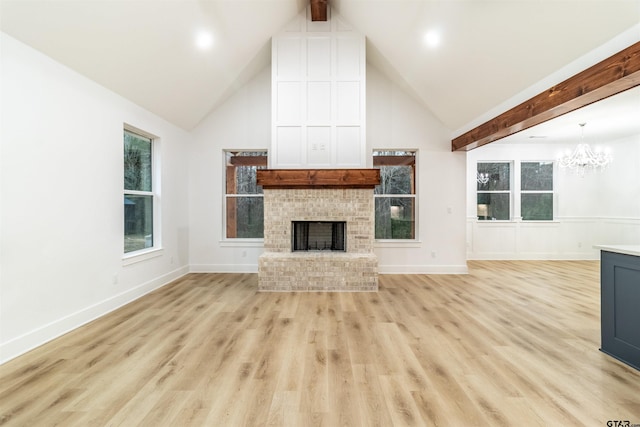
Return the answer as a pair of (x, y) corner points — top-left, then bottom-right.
(271, 6), (366, 168)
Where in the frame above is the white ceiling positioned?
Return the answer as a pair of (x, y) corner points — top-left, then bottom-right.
(1, 0), (639, 136)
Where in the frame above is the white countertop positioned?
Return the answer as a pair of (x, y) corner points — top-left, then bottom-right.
(594, 245), (640, 257)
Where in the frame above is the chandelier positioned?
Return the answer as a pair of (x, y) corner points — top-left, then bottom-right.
(558, 123), (612, 177)
(476, 172), (489, 184)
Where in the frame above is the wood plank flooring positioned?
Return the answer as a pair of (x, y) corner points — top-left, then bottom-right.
(1, 261), (639, 426)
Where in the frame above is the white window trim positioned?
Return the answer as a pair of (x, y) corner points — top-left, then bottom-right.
(476, 160), (556, 223)
(123, 248), (164, 265)
(372, 149), (419, 242)
(476, 160), (513, 222)
(519, 160), (555, 222)
(123, 125), (161, 261)
(222, 149), (267, 241)
(219, 240), (265, 247)
(374, 240), (423, 248)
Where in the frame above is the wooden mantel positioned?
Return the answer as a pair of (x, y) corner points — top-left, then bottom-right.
(257, 169), (380, 189)
(452, 41), (640, 151)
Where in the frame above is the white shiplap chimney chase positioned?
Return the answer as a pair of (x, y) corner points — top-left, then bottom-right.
(271, 6), (366, 169)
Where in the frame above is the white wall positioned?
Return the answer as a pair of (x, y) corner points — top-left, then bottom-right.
(0, 33), (191, 363)
(189, 66), (271, 272)
(367, 66), (467, 273)
(188, 62), (468, 274)
(466, 135), (640, 259)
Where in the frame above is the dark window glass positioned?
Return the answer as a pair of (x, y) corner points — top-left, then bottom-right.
(521, 162), (553, 191)
(521, 162), (553, 220)
(375, 197), (415, 239)
(124, 195), (153, 252)
(477, 162), (510, 191)
(124, 131), (152, 192)
(477, 193), (510, 221)
(521, 193), (553, 221)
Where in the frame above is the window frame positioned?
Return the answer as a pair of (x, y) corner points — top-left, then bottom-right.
(372, 149), (418, 242)
(519, 160), (555, 222)
(476, 161), (512, 221)
(123, 125), (161, 260)
(223, 149), (268, 241)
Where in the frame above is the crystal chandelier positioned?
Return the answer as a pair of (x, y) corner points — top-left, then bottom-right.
(558, 123), (612, 177)
(476, 172), (489, 184)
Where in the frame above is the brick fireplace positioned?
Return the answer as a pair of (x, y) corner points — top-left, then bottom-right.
(257, 169), (379, 291)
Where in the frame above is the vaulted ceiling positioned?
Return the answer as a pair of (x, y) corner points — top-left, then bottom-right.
(1, 0), (639, 133)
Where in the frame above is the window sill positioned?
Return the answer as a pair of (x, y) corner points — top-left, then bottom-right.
(123, 247), (164, 266)
(520, 220), (560, 224)
(374, 240), (422, 248)
(475, 220), (560, 224)
(220, 239), (264, 247)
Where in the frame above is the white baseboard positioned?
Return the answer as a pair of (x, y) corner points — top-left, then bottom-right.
(466, 253), (599, 261)
(190, 264), (258, 273)
(378, 264), (469, 274)
(0, 266), (189, 365)
(190, 263), (470, 275)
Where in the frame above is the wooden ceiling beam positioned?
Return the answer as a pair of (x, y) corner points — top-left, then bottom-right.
(452, 41), (640, 151)
(310, 0), (328, 21)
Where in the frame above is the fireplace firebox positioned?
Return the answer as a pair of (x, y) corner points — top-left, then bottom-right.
(292, 221), (346, 252)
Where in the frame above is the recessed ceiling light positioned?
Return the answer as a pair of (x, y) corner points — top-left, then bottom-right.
(423, 30), (441, 48)
(195, 31), (214, 50)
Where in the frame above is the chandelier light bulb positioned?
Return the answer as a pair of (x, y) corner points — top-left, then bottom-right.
(558, 123), (612, 177)
(476, 172), (489, 184)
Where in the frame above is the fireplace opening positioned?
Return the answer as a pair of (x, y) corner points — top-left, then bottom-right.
(292, 221), (346, 252)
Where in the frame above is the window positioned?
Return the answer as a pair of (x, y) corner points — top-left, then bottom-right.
(224, 150), (267, 239)
(521, 161), (553, 221)
(477, 162), (511, 220)
(124, 128), (157, 253)
(373, 150), (416, 239)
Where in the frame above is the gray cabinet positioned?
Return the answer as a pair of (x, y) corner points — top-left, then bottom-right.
(600, 250), (640, 371)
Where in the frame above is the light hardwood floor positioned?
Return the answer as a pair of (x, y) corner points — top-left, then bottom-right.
(1, 261), (639, 426)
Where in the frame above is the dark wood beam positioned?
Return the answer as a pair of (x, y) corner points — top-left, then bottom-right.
(225, 166), (237, 238)
(257, 169), (380, 189)
(228, 155), (268, 166)
(373, 155), (416, 166)
(310, 0), (328, 21)
(452, 41), (640, 151)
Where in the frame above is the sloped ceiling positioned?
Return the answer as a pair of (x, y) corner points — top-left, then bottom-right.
(1, 0), (639, 132)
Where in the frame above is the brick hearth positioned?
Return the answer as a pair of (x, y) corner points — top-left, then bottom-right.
(258, 186), (378, 291)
